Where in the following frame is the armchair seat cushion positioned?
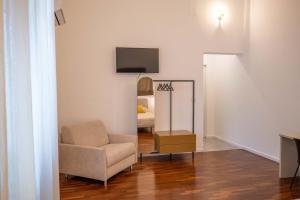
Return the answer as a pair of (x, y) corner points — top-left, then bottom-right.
(103, 143), (136, 167)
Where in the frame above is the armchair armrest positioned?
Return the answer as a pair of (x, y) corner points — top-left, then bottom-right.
(59, 143), (107, 180)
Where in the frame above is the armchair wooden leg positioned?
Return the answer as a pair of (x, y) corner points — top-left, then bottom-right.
(290, 164), (300, 190)
(104, 180), (107, 188)
(130, 165), (133, 171)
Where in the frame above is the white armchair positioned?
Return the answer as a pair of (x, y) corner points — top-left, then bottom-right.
(59, 120), (137, 187)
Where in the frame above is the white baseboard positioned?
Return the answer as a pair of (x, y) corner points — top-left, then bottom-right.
(211, 135), (279, 163)
(204, 135), (216, 138)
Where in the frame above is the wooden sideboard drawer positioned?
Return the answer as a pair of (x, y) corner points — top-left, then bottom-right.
(158, 134), (196, 145)
(158, 143), (196, 154)
(155, 130), (196, 154)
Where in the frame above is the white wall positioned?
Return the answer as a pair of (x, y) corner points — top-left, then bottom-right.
(154, 81), (194, 132)
(205, 0), (300, 161)
(56, 0), (246, 145)
(205, 54), (280, 160)
(55, 0), (63, 10)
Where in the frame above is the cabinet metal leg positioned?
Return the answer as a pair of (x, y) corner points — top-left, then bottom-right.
(140, 153), (143, 162)
(290, 164), (300, 190)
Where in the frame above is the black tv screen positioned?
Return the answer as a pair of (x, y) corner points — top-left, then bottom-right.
(116, 47), (159, 73)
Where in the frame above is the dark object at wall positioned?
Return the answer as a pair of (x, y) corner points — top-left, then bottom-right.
(55, 9), (66, 26)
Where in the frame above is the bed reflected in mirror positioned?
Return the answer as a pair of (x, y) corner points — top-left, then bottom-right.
(137, 77), (155, 157)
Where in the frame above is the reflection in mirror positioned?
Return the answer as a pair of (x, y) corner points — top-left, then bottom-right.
(137, 77), (155, 156)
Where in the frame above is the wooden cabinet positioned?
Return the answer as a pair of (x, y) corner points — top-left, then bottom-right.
(155, 130), (196, 154)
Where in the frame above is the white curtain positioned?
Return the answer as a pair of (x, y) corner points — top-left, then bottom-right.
(1, 0), (60, 199)
(0, 0), (8, 198)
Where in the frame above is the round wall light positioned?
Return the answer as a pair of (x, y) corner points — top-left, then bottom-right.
(212, 3), (228, 26)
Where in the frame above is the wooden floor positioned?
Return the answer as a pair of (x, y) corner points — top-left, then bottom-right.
(60, 150), (300, 200)
(138, 130), (155, 154)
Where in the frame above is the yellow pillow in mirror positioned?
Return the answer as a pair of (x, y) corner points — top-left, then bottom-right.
(137, 105), (147, 113)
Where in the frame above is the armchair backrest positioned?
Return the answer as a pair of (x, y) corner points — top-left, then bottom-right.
(61, 120), (109, 147)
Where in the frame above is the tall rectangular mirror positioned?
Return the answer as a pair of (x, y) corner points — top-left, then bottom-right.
(137, 77), (155, 156)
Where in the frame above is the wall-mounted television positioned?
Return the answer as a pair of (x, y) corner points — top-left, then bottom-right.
(116, 47), (159, 73)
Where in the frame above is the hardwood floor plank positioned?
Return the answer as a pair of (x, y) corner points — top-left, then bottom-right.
(60, 150), (300, 200)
